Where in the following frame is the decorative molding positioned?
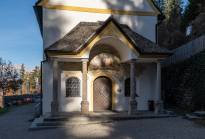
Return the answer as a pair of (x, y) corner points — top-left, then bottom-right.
(38, 0), (49, 6)
(155, 59), (163, 63)
(62, 71), (82, 78)
(81, 59), (89, 62)
(39, 0), (161, 16)
(101, 27), (120, 38)
(51, 57), (59, 61)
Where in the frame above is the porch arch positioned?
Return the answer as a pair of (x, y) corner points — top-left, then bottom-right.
(90, 73), (116, 111)
(85, 36), (138, 62)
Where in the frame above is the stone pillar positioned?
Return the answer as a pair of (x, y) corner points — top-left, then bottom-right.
(81, 59), (89, 115)
(154, 60), (164, 114)
(51, 58), (59, 117)
(128, 59), (138, 115)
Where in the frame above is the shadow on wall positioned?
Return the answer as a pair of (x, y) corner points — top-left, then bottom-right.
(43, 0), (150, 49)
(43, 9), (71, 48)
(103, 0), (145, 33)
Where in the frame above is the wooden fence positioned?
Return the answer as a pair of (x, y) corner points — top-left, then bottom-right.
(163, 35), (205, 67)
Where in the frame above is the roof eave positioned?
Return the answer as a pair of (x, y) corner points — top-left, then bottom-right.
(33, 1), (43, 37)
(44, 50), (78, 54)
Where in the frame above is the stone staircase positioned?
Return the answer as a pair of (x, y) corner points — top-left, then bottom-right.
(29, 110), (177, 130)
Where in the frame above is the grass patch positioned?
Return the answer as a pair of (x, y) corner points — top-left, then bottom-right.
(172, 108), (187, 116)
(28, 118), (35, 122)
(0, 101), (34, 116)
(28, 113), (40, 122)
(193, 118), (205, 127)
(164, 103), (192, 116)
(0, 107), (10, 116)
(15, 101), (33, 107)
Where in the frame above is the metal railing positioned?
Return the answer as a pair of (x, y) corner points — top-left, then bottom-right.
(35, 102), (42, 118)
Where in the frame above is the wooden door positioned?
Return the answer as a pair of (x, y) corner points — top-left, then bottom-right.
(93, 76), (112, 110)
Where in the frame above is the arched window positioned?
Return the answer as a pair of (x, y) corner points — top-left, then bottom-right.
(124, 78), (130, 97)
(66, 77), (80, 97)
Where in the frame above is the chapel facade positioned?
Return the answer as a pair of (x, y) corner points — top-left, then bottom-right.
(34, 0), (172, 116)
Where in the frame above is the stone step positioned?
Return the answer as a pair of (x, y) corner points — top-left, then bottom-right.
(164, 110), (175, 115)
(43, 115), (177, 122)
(30, 114), (177, 130)
(193, 111), (205, 117)
(186, 114), (199, 119)
(37, 120), (113, 126)
(43, 116), (137, 122)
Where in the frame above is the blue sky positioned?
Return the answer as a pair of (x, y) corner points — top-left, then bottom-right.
(0, 0), (42, 69)
(0, 0), (188, 69)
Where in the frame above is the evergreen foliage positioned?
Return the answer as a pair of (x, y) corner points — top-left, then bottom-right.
(154, 0), (185, 50)
(182, 0), (205, 31)
(29, 66), (41, 90)
(20, 63), (25, 79)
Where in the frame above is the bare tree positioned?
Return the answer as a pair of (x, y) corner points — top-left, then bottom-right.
(0, 58), (23, 96)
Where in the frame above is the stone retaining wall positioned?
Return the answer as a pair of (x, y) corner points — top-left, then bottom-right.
(162, 49), (205, 111)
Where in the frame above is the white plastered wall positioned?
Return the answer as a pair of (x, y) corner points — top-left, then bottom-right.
(116, 63), (156, 110)
(48, 0), (154, 12)
(59, 71), (82, 112)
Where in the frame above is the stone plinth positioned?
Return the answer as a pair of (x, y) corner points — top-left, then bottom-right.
(81, 101), (89, 115)
(128, 100), (138, 115)
(154, 100), (164, 114)
(51, 101), (59, 117)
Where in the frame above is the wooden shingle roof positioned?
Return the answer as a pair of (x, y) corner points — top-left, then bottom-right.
(45, 16), (172, 55)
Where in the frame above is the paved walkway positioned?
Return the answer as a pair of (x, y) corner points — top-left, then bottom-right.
(0, 103), (205, 139)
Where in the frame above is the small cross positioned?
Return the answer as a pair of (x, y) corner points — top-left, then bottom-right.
(108, 5), (115, 15)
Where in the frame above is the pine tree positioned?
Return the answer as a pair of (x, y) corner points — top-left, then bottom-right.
(182, 0), (205, 30)
(20, 63), (25, 79)
(153, 0), (166, 12)
(29, 66), (40, 91)
(154, 0), (185, 49)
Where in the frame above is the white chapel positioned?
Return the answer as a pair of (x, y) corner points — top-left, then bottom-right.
(34, 0), (172, 116)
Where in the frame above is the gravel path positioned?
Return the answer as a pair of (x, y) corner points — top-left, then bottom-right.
(0, 103), (205, 139)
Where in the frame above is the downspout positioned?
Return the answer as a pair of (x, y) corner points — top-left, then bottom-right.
(40, 51), (48, 115)
(34, 1), (44, 115)
(155, 15), (165, 44)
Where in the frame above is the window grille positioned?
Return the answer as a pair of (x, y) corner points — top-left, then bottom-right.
(66, 77), (80, 97)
